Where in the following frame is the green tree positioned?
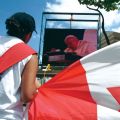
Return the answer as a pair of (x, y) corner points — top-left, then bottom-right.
(78, 0), (120, 11)
(78, 0), (120, 45)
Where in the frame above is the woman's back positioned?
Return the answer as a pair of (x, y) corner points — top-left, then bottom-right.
(0, 36), (31, 119)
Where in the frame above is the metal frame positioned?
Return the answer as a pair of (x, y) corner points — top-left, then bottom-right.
(38, 12), (102, 65)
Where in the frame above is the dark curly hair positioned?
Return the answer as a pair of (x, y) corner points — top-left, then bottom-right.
(5, 12), (36, 40)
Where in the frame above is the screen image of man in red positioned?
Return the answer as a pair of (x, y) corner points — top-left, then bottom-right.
(64, 35), (97, 57)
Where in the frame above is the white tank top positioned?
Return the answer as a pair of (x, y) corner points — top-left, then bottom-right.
(0, 36), (32, 120)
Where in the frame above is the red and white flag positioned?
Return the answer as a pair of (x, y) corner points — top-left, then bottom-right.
(28, 41), (120, 120)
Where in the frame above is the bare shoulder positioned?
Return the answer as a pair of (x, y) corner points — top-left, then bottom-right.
(29, 54), (38, 64)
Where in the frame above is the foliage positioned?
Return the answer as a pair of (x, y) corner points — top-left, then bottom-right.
(78, 0), (120, 11)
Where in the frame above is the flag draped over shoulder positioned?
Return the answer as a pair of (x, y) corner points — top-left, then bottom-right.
(29, 41), (120, 120)
(0, 42), (37, 74)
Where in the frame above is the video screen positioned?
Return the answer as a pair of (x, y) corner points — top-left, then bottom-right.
(42, 28), (97, 66)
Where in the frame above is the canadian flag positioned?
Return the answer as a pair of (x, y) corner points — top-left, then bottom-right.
(28, 41), (120, 120)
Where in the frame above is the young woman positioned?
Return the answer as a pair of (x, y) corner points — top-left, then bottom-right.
(0, 12), (40, 119)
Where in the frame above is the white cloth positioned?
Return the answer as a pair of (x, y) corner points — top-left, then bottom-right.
(0, 36), (32, 120)
(81, 41), (120, 119)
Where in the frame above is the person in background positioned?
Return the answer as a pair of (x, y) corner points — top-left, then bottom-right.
(64, 35), (96, 57)
(50, 48), (61, 52)
(0, 12), (40, 119)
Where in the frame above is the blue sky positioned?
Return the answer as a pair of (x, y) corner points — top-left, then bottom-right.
(0, 0), (46, 52)
(45, 0), (120, 32)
